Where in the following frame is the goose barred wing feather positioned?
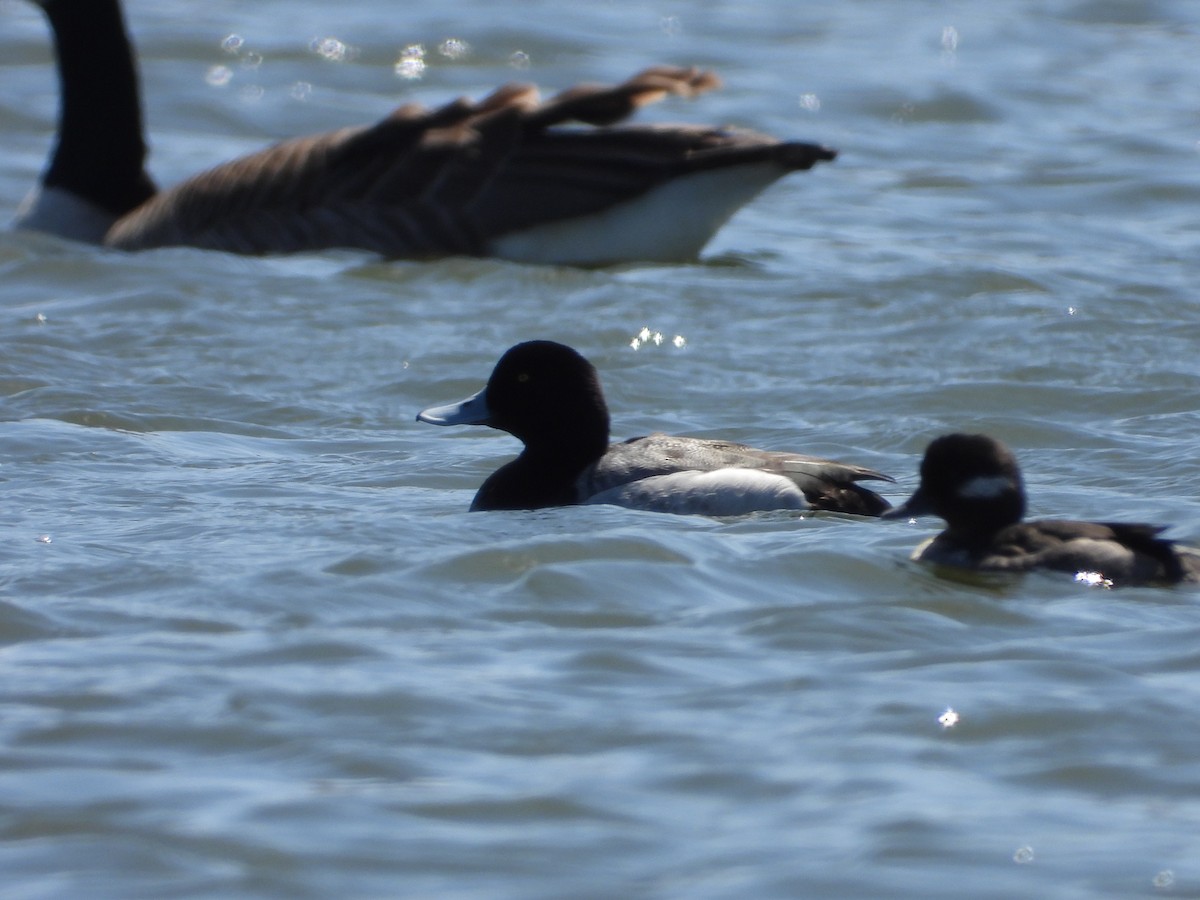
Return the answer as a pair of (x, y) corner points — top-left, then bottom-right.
(103, 67), (835, 258)
(521, 66), (723, 128)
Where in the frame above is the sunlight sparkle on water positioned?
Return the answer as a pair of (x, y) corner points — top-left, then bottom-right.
(1153, 870), (1176, 889)
(205, 65), (234, 87)
(221, 34), (244, 55)
(630, 328), (686, 350)
(937, 707), (959, 728)
(798, 93), (820, 112)
(509, 51), (532, 70)
(438, 38), (470, 60)
(311, 37), (352, 62)
(395, 45), (427, 80)
(1013, 846), (1034, 864)
(1074, 571), (1113, 589)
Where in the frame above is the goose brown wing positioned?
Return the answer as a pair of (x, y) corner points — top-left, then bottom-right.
(104, 67), (834, 258)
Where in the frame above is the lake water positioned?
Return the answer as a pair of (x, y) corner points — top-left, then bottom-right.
(3, 0), (1200, 896)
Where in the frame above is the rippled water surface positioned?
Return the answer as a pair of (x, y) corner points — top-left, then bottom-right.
(4, 0), (1200, 896)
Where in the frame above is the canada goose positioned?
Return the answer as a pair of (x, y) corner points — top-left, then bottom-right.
(14, 0), (838, 265)
(418, 340), (893, 515)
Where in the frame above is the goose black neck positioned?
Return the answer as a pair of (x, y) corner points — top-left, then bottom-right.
(41, 0), (155, 216)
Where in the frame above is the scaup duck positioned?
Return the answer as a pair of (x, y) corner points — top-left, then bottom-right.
(14, 0), (837, 265)
(883, 432), (1200, 586)
(417, 340), (894, 516)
